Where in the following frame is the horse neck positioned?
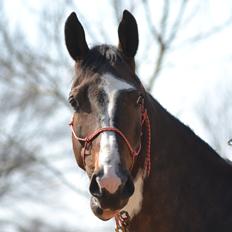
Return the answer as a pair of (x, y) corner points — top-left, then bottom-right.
(146, 94), (231, 179)
(129, 94), (232, 231)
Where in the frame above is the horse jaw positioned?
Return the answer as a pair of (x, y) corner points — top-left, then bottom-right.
(122, 169), (144, 219)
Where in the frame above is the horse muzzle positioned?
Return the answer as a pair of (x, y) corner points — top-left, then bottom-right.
(89, 171), (134, 220)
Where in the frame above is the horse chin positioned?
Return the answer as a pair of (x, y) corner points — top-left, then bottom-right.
(90, 196), (122, 221)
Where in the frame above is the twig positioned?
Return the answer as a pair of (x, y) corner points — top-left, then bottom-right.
(167, 0), (188, 44)
(177, 16), (232, 47)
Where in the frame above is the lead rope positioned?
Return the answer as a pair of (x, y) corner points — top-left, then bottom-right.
(115, 211), (130, 232)
(115, 110), (151, 232)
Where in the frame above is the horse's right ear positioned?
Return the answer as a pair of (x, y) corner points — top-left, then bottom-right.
(64, 12), (89, 61)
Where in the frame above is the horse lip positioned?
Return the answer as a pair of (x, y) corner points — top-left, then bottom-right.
(90, 196), (119, 221)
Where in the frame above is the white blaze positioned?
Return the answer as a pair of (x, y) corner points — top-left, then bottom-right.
(97, 73), (134, 193)
(97, 73), (144, 215)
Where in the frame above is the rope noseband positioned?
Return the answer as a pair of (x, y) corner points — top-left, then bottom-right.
(69, 121), (142, 170)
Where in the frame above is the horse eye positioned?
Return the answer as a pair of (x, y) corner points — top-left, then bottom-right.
(69, 96), (80, 111)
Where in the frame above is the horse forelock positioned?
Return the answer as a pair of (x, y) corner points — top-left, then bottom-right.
(72, 44), (143, 89)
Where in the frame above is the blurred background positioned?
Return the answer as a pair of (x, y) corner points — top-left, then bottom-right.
(0, 0), (232, 231)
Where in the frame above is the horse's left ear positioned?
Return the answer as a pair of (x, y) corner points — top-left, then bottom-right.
(118, 10), (139, 58)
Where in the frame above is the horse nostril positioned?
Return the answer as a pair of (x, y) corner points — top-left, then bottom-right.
(122, 175), (134, 198)
(89, 174), (102, 198)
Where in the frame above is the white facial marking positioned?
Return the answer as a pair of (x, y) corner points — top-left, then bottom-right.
(101, 73), (134, 127)
(97, 73), (135, 193)
(122, 169), (144, 218)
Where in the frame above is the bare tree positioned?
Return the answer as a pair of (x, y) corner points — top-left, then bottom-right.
(0, 0), (231, 231)
(0, 1), (91, 231)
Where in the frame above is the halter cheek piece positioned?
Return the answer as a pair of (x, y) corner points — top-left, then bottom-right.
(69, 96), (151, 177)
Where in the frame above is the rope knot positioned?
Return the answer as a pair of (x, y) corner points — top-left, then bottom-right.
(115, 211), (130, 232)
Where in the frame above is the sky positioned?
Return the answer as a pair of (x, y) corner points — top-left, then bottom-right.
(2, 0), (232, 231)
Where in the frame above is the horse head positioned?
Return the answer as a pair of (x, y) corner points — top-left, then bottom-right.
(65, 10), (147, 221)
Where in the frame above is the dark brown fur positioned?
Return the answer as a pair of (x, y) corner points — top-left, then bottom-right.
(65, 10), (232, 231)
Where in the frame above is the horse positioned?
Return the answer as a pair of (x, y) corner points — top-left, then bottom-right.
(64, 10), (232, 232)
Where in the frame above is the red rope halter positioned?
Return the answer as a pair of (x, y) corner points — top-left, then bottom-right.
(69, 109), (151, 175)
(69, 100), (152, 231)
